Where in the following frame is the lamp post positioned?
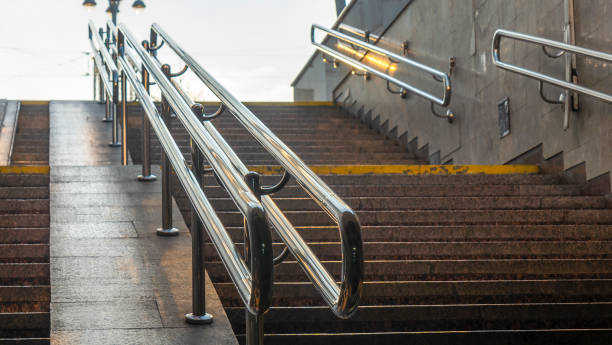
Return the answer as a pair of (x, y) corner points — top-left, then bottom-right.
(82, 0), (146, 24)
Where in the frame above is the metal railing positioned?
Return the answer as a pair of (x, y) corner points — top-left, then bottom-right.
(88, 21), (120, 140)
(492, 29), (612, 128)
(91, 20), (364, 345)
(311, 23), (455, 122)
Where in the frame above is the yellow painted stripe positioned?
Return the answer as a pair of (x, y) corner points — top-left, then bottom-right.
(20, 100), (50, 106)
(243, 165), (540, 175)
(0, 166), (50, 175)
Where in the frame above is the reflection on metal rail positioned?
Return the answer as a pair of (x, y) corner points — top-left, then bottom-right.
(88, 21), (119, 138)
(492, 29), (612, 128)
(92, 20), (364, 344)
(151, 22), (364, 321)
(311, 23), (454, 122)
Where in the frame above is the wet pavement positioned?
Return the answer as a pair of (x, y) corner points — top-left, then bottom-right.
(49, 101), (238, 345)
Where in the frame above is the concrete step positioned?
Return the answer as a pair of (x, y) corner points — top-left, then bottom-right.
(211, 209), (612, 227)
(0, 176), (48, 188)
(0, 264), (49, 285)
(215, 279), (612, 306)
(0, 245), (49, 263)
(0, 286), (50, 313)
(203, 173), (563, 186)
(0, 200), (49, 214)
(0, 229), (48, 245)
(204, 241), (612, 261)
(205, 196), (608, 211)
(225, 303), (612, 333)
(246, 329), (612, 345)
(0, 188), (49, 199)
(197, 184), (583, 198)
(209, 224), (612, 243)
(207, 259), (612, 282)
(0, 312), (49, 339)
(0, 215), (49, 228)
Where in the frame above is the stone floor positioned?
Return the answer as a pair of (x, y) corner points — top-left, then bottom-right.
(49, 101), (237, 345)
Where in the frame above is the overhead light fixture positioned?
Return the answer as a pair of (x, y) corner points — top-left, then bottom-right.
(132, 0), (146, 14)
(82, 0), (97, 12)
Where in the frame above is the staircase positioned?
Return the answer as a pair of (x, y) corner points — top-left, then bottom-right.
(125, 103), (612, 344)
(10, 104), (49, 166)
(0, 103), (51, 344)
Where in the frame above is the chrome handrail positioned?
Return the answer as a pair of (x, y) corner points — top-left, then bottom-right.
(107, 21), (142, 73)
(151, 22), (364, 319)
(492, 29), (612, 104)
(115, 23), (273, 317)
(311, 24), (454, 121)
(88, 20), (119, 136)
(338, 23), (381, 44)
(88, 21), (118, 74)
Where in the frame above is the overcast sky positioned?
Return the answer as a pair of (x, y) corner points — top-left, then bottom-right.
(0, 0), (337, 101)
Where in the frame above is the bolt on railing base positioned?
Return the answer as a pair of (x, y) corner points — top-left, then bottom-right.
(156, 227), (179, 236)
(137, 174), (157, 182)
(109, 142), (121, 147)
(102, 118), (113, 122)
(185, 313), (213, 325)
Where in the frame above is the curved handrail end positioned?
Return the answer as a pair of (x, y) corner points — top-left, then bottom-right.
(334, 210), (364, 319)
(244, 205), (274, 315)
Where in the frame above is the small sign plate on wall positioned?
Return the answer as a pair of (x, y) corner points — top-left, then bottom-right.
(498, 97), (510, 138)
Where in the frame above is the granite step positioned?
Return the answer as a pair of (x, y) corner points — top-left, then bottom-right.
(0, 176), (49, 188)
(0, 229), (49, 245)
(214, 279), (612, 306)
(205, 196), (608, 211)
(0, 245), (49, 264)
(225, 303), (612, 333)
(206, 259), (612, 282)
(204, 241), (612, 261)
(197, 184), (584, 198)
(0, 188), (49, 199)
(211, 209), (612, 226)
(0, 264), (49, 285)
(208, 224), (612, 243)
(245, 329), (612, 345)
(0, 312), (49, 339)
(0, 200), (49, 214)
(0, 215), (49, 228)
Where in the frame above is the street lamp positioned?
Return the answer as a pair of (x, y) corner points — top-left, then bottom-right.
(82, 0), (146, 24)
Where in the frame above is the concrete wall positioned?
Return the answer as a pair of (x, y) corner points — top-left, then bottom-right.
(293, 0), (612, 191)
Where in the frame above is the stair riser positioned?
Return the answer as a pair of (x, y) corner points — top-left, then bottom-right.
(207, 260), (612, 282)
(203, 242), (612, 261)
(225, 304), (612, 333)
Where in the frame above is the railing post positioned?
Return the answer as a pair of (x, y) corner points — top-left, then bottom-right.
(110, 32), (121, 147)
(118, 32), (128, 165)
(92, 59), (97, 102)
(138, 41), (156, 181)
(109, 71), (121, 147)
(100, 28), (112, 122)
(185, 140), (213, 324)
(157, 63), (179, 237)
(244, 173), (265, 345)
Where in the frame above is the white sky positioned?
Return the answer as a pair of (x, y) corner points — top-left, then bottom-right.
(0, 0), (337, 101)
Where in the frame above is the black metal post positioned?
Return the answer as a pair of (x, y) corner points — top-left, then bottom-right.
(109, 70), (121, 147)
(137, 41), (156, 181)
(100, 27), (112, 120)
(118, 31), (128, 165)
(185, 141), (213, 324)
(157, 63), (179, 237)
